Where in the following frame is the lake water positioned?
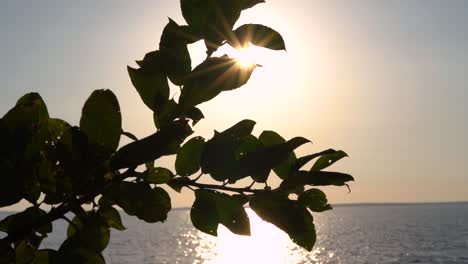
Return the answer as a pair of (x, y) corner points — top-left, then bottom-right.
(2, 203), (468, 263)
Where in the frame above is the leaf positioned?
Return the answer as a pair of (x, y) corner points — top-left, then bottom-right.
(80, 89), (122, 152)
(281, 171), (354, 190)
(153, 99), (179, 129)
(110, 122), (193, 170)
(181, 0), (242, 51)
(99, 206), (126, 231)
(250, 193), (316, 251)
(128, 59), (169, 111)
(184, 106), (204, 126)
(0, 207), (52, 236)
(2, 93), (49, 131)
(240, 0), (265, 10)
(104, 182), (171, 223)
(311, 150), (348, 171)
(159, 18), (193, 85)
(15, 240), (36, 264)
(167, 177), (191, 193)
(179, 56), (256, 108)
(232, 24), (286, 50)
(31, 249), (57, 264)
(176, 137), (205, 176)
(58, 215), (110, 262)
(144, 167), (174, 184)
(259, 131), (297, 179)
(0, 242), (14, 264)
(298, 189), (333, 212)
(293, 149), (337, 171)
(191, 189), (250, 236)
(237, 137), (310, 182)
(201, 120), (256, 182)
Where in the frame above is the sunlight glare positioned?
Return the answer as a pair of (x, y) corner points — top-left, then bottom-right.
(225, 45), (265, 68)
(196, 209), (309, 264)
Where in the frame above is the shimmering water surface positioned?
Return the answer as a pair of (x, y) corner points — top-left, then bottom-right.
(2, 203), (467, 263)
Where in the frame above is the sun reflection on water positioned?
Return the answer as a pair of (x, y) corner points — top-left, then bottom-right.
(192, 209), (322, 264)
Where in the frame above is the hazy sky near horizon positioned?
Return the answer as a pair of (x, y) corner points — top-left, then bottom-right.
(1, 0), (467, 209)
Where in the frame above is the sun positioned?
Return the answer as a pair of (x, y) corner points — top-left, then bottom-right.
(224, 44), (264, 68)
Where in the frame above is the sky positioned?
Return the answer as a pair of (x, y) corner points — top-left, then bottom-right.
(1, 0), (467, 209)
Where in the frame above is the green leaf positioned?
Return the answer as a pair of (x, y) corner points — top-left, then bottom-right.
(144, 167), (174, 184)
(191, 189), (250, 236)
(298, 189), (333, 212)
(128, 61), (169, 111)
(98, 206), (126, 231)
(3, 93), (49, 131)
(15, 240), (36, 264)
(281, 171), (354, 190)
(110, 122), (193, 170)
(250, 193), (316, 251)
(179, 56), (256, 108)
(58, 215), (110, 262)
(104, 182), (171, 223)
(176, 137), (205, 176)
(31, 249), (57, 264)
(232, 24), (286, 50)
(80, 89), (122, 151)
(311, 150), (348, 171)
(259, 131), (297, 179)
(201, 120), (256, 182)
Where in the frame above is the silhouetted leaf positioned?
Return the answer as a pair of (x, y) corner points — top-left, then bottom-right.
(311, 150), (348, 171)
(98, 206), (126, 231)
(298, 189), (333, 212)
(281, 171), (354, 190)
(250, 193), (316, 251)
(110, 122), (193, 170)
(259, 131), (297, 179)
(159, 19), (193, 85)
(2, 93), (49, 131)
(240, 0), (265, 10)
(167, 177), (191, 193)
(0, 241), (14, 264)
(58, 215), (110, 262)
(153, 99), (178, 129)
(234, 134), (262, 159)
(0, 207), (52, 236)
(181, 0), (242, 52)
(293, 149), (337, 171)
(128, 59), (169, 111)
(237, 137), (310, 182)
(144, 167), (174, 184)
(201, 120), (256, 181)
(176, 137), (205, 176)
(184, 106), (204, 126)
(80, 90), (122, 151)
(232, 24), (286, 50)
(191, 189), (250, 236)
(179, 56), (256, 108)
(104, 182), (171, 223)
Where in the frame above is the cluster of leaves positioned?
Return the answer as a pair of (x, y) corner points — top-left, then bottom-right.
(0, 1), (353, 263)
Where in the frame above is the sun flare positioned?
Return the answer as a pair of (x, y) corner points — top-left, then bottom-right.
(225, 45), (264, 68)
